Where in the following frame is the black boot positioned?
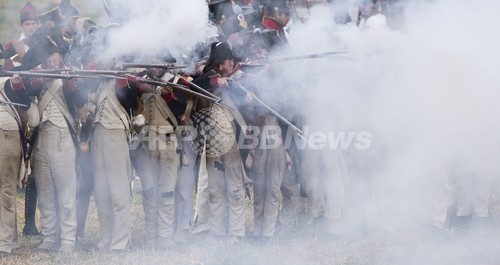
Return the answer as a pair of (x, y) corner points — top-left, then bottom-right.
(23, 174), (40, 236)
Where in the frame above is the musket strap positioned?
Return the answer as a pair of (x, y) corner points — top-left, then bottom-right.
(43, 80), (76, 130)
(219, 92), (247, 131)
(96, 80), (131, 133)
(152, 92), (178, 128)
(223, 70), (248, 130)
(175, 75), (194, 125)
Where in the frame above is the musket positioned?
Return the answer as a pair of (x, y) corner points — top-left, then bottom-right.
(179, 77), (222, 102)
(229, 79), (305, 140)
(115, 75), (234, 111)
(0, 71), (100, 80)
(121, 63), (187, 70)
(31, 69), (136, 75)
(0, 100), (28, 108)
(239, 63), (266, 70)
(237, 51), (351, 73)
(267, 51), (347, 63)
(132, 77), (220, 104)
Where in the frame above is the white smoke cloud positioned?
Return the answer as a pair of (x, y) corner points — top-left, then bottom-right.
(98, 0), (217, 62)
(260, 0), (500, 254)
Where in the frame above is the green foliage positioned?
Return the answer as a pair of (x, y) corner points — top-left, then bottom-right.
(0, 0), (101, 45)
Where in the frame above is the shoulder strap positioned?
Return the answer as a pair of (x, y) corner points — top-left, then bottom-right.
(152, 91), (178, 127)
(97, 80), (131, 131)
(45, 80), (76, 129)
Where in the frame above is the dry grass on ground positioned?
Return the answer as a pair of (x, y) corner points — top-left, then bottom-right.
(3, 185), (500, 265)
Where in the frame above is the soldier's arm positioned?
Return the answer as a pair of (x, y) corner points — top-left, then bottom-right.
(4, 75), (42, 111)
(192, 72), (228, 92)
(115, 76), (153, 117)
(62, 78), (86, 108)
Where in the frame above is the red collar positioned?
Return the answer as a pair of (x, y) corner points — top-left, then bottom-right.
(228, 63), (242, 77)
(262, 17), (282, 31)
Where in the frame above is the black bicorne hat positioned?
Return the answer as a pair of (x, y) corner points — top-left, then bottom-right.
(21, 26), (68, 69)
(202, 42), (235, 73)
(263, 0), (290, 15)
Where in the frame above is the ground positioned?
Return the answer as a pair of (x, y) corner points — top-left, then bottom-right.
(3, 181), (500, 265)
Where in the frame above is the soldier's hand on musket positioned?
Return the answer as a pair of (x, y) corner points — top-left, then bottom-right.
(215, 77), (230, 87)
(10, 73), (23, 88)
(244, 91), (255, 103)
(147, 67), (164, 79)
(60, 70), (71, 77)
(59, 70), (74, 90)
(159, 86), (173, 96)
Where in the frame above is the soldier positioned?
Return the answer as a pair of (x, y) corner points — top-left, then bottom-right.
(7, 27), (86, 253)
(166, 74), (198, 243)
(91, 72), (134, 252)
(208, 0), (237, 41)
(261, 1), (291, 49)
(432, 159), (495, 231)
(1, 2), (43, 238)
(247, 89), (286, 242)
(191, 42), (251, 243)
(356, 0), (382, 27)
(35, 1), (64, 29)
(89, 41), (151, 251)
(1, 2), (39, 70)
(128, 64), (180, 250)
(0, 76), (26, 258)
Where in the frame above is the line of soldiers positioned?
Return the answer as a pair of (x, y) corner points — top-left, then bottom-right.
(0, 0), (344, 256)
(0, 0), (491, 259)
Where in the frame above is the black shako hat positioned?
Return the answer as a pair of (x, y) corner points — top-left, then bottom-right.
(36, 1), (64, 25)
(20, 2), (38, 24)
(202, 41), (235, 73)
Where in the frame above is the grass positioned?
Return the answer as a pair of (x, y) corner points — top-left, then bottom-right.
(0, 0), (102, 46)
(4, 179), (500, 265)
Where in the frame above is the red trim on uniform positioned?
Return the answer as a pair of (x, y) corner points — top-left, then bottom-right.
(10, 79), (25, 91)
(4, 42), (13, 52)
(115, 78), (128, 89)
(162, 91), (177, 103)
(228, 63), (242, 77)
(210, 76), (218, 88)
(262, 17), (282, 31)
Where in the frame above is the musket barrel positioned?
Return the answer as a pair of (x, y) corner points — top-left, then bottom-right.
(229, 80), (304, 137)
(136, 78), (220, 104)
(31, 69), (136, 75)
(268, 51), (347, 63)
(73, 69), (136, 75)
(0, 100), (28, 108)
(1, 71), (100, 79)
(121, 63), (187, 70)
(182, 78), (222, 101)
